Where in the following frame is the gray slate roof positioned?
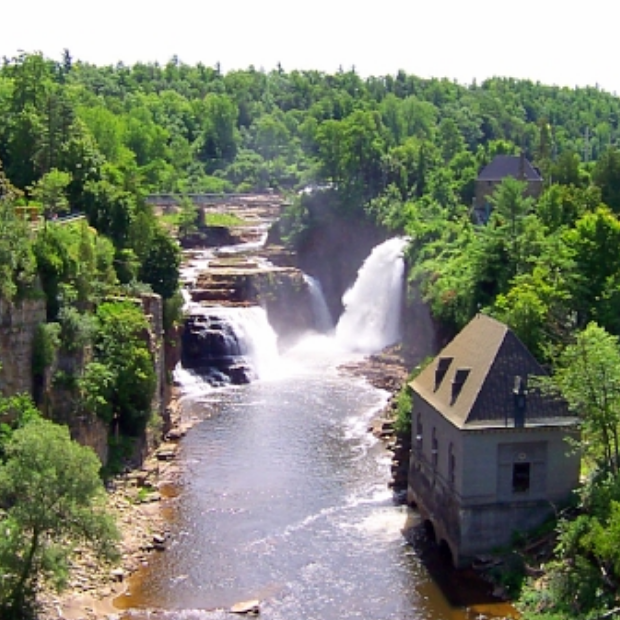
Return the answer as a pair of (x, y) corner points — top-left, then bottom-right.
(477, 155), (543, 182)
(410, 314), (574, 429)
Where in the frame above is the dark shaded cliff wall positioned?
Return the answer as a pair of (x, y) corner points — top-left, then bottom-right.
(279, 192), (446, 366)
(291, 195), (387, 323)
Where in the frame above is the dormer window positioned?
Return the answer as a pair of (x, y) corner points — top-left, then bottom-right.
(416, 414), (423, 450)
(451, 368), (471, 403)
(435, 357), (453, 390)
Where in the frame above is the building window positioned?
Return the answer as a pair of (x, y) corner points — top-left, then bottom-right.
(416, 414), (423, 450)
(449, 443), (455, 486)
(512, 462), (530, 493)
(432, 427), (438, 468)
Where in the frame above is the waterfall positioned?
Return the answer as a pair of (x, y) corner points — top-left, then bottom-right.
(224, 306), (280, 380)
(303, 274), (334, 333)
(335, 237), (408, 354)
(181, 306), (280, 385)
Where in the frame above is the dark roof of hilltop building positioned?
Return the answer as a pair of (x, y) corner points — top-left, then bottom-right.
(477, 155), (543, 182)
(410, 314), (575, 429)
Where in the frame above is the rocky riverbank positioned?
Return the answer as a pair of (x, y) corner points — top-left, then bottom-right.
(36, 389), (199, 620)
(339, 345), (413, 494)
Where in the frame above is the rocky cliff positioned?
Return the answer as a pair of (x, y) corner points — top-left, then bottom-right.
(0, 297), (47, 396)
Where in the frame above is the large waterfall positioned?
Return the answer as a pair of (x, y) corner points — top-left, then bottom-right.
(181, 237), (408, 385)
(335, 237), (408, 354)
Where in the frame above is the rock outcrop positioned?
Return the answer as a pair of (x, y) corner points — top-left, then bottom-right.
(185, 256), (316, 356)
(0, 297), (47, 396)
(181, 312), (252, 384)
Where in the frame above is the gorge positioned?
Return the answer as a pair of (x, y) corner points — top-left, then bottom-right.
(112, 203), (515, 620)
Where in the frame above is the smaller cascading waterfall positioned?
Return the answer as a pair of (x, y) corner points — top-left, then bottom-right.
(223, 306), (280, 380)
(181, 306), (280, 385)
(303, 274), (334, 333)
(335, 237), (408, 354)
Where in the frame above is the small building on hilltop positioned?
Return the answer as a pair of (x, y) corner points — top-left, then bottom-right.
(407, 314), (579, 567)
(474, 154), (543, 223)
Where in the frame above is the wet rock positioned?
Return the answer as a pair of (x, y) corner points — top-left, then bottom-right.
(230, 599), (261, 614)
(110, 568), (125, 582)
(155, 449), (176, 461)
(152, 533), (167, 551)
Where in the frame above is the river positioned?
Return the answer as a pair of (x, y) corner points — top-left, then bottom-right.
(116, 237), (516, 620)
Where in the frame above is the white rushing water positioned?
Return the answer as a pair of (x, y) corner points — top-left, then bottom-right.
(303, 274), (334, 333)
(335, 237), (408, 354)
(176, 236), (408, 393)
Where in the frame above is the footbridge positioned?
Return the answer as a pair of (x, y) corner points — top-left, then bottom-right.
(146, 192), (286, 209)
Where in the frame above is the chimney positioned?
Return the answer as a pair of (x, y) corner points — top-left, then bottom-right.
(435, 357), (453, 390)
(451, 368), (471, 403)
(519, 151), (526, 181)
(512, 375), (527, 427)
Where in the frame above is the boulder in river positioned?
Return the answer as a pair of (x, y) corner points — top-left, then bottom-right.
(230, 598), (260, 614)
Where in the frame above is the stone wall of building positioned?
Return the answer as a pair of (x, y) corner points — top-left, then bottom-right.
(408, 398), (580, 566)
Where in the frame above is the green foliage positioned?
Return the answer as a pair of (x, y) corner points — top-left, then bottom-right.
(176, 195), (199, 236)
(0, 394), (41, 460)
(138, 226), (180, 299)
(58, 305), (97, 352)
(393, 385), (412, 435)
(204, 211), (246, 227)
(31, 322), (61, 378)
(549, 323), (620, 474)
(80, 300), (156, 436)
(103, 434), (136, 478)
(0, 192), (37, 302)
(28, 168), (71, 220)
(0, 417), (119, 618)
(488, 552), (526, 599)
(163, 290), (185, 332)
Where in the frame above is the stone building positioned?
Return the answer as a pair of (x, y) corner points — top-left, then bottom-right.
(474, 154), (543, 223)
(407, 314), (579, 566)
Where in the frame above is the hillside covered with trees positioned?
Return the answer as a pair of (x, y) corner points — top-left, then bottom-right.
(3, 50), (620, 618)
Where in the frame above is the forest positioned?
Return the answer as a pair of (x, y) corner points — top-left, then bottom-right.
(3, 50), (620, 618)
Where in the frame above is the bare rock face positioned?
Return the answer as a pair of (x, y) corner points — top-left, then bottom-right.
(180, 226), (236, 249)
(0, 297), (47, 397)
(181, 313), (252, 385)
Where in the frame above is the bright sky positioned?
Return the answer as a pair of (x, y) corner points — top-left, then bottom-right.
(4, 0), (619, 94)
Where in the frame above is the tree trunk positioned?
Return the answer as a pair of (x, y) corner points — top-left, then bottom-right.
(9, 528), (39, 616)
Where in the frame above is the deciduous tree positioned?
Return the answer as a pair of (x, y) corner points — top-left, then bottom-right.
(0, 417), (119, 618)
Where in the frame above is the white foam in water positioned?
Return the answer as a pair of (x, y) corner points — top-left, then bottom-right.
(335, 237), (408, 354)
(348, 506), (412, 543)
